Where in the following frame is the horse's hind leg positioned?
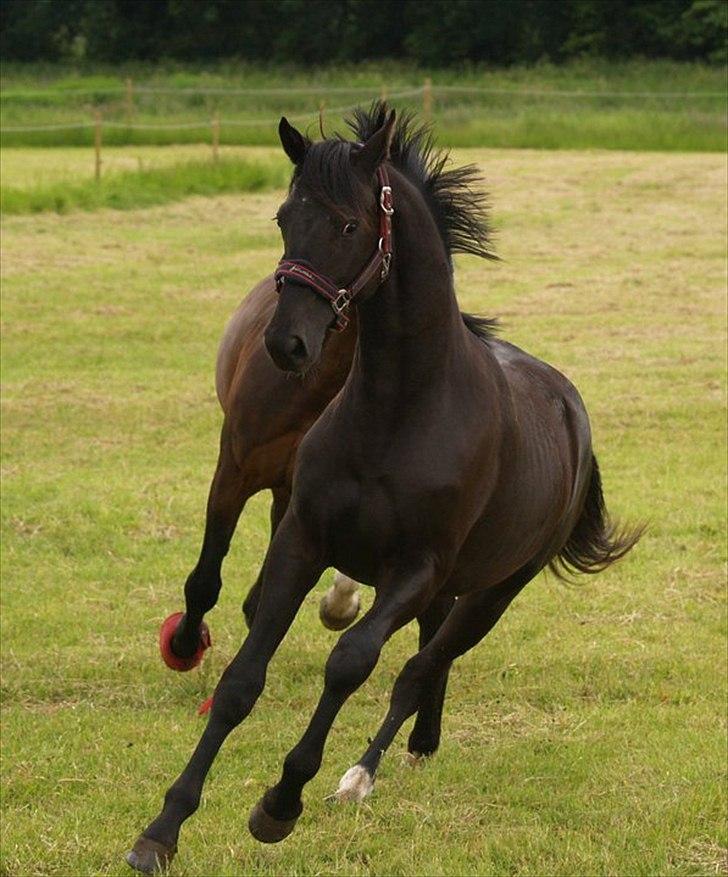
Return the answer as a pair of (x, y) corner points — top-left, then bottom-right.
(170, 444), (250, 660)
(334, 567), (536, 800)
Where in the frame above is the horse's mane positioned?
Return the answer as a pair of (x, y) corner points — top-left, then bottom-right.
(347, 102), (497, 263)
(293, 101), (499, 341)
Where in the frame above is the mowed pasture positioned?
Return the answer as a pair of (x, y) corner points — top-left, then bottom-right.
(1, 146), (726, 876)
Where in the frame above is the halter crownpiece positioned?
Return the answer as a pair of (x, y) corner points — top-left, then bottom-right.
(274, 165), (394, 331)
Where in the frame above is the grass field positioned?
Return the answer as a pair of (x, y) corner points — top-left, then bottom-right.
(1, 60), (726, 151)
(0, 152), (287, 215)
(0, 144), (288, 216)
(1, 145), (726, 876)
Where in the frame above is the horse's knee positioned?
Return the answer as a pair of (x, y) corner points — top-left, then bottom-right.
(400, 651), (435, 686)
(325, 633), (379, 697)
(210, 669), (265, 728)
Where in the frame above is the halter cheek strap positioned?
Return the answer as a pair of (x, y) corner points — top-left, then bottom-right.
(274, 166), (394, 332)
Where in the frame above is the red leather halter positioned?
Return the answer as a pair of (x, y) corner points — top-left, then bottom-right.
(274, 166), (394, 331)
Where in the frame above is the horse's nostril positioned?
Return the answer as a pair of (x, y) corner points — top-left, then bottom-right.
(288, 335), (307, 361)
(264, 329), (310, 373)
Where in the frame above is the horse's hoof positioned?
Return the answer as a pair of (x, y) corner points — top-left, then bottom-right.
(405, 750), (430, 767)
(334, 765), (374, 802)
(125, 836), (176, 874)
(407, 730), (439, 761)
(248, 798), (300, 844)
(319, 590), (360, 631)
(159, 611), (211, 672)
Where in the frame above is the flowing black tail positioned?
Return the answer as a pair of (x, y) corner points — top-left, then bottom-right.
(550, 455), (644, 579)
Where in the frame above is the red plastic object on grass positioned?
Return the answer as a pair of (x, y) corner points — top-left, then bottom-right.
(197, 696), (214, 716)
(159, 611), (211, 672)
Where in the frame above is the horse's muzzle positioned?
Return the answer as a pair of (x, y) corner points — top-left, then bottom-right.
(264, 325), (311, 373)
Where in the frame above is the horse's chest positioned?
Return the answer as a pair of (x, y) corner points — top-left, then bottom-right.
(299, 470), (393, 542)
(296, 461), (458, 581)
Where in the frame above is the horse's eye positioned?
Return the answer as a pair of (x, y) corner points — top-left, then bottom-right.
(342, 221), (358, 236)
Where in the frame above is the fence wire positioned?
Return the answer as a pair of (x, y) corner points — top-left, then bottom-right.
(1, 82), (724, 141)
(2, 83), (726, 100)
(0, 89), (425, 133)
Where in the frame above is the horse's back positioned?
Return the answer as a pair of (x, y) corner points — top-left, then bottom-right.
(490, 337), (591, 441)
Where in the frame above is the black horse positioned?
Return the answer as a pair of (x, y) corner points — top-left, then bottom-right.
(127, 104), (640, 872)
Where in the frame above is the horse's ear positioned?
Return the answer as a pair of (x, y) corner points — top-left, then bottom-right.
(352, 109), (396, 178)
(279, 117), (308, 165)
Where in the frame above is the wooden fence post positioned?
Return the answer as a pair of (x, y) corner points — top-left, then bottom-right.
(212, 113), (220, 161)
(125, 77), (134, 119)
(94, 111), (102, 181)
(423, 77), (432, 121)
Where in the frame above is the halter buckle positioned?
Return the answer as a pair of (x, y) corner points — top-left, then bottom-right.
(332, 289), (351, 314)
(379, 186), (394, 215)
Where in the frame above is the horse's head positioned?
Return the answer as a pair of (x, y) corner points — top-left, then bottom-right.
(265, 111), (396, 373)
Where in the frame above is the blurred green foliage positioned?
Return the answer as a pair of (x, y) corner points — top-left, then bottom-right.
(1, 0), (726, 65)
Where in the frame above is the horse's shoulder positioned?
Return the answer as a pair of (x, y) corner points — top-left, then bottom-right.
(215, 275), (278, 410)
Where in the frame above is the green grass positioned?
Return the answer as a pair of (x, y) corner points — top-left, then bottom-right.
(0, 154), (287, 214)
(1, 147), (726, 876)
(1, 59), (726, 151)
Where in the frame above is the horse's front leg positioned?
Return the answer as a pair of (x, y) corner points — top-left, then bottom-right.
(168, 441), (250, 662)
(244, 491), (361, 632)
(127, 513), (324, 874)
(247, 560), (438, 844)
(242, 486), (290, 628)
(407, 591), (455, 758)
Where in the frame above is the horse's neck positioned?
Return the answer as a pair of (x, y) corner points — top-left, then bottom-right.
(351, 171), (463, 401)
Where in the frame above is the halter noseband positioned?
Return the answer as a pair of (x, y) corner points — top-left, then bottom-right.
(274, 166), (394, 332)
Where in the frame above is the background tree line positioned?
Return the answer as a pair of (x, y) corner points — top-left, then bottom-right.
(1, 0), (726, 66)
